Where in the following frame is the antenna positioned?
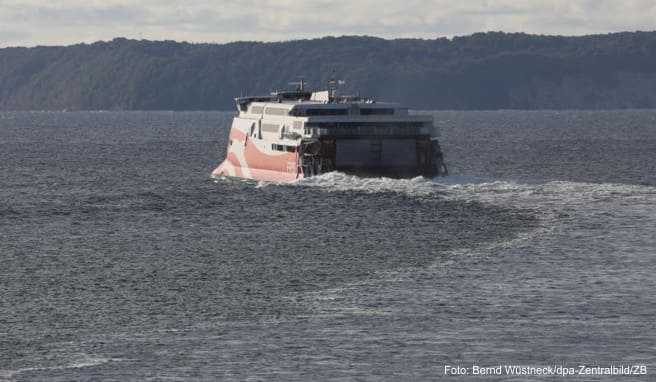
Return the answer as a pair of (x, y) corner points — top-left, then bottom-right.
(288, 77), (306, 91)
(327, 71), (345, 101)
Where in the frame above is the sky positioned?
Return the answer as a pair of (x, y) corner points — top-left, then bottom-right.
(1, 0), (655, 47)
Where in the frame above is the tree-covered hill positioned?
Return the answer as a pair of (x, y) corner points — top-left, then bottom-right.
(1, 32), (656, 110)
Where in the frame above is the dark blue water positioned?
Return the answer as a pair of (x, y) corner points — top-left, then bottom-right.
(1, 110), (655, 381)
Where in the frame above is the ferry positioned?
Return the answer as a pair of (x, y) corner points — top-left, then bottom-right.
(212, 80), (447, 182)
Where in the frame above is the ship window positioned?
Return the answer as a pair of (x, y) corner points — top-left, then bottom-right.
(251, 106), (264, 114)
(261, 123), (279, 133)
(285, 146), (296, 153)
(265, 107), (289, 116)
(304, 108), (348, 116)
(360, 108), (395, 115)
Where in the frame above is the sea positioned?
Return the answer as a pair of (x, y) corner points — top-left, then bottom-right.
(1, 110), (655, 381)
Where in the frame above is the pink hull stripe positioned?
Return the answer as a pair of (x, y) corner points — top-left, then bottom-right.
(212, 162), (302, 182)
(212, 125), (301, 182)
(244, 139), (297, 173)
(229, 129), (248, 141)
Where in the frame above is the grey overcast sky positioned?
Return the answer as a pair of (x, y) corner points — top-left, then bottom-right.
(1, 0), (655, 47)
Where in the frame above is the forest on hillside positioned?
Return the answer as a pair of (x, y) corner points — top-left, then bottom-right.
(1, 31), (656, 110)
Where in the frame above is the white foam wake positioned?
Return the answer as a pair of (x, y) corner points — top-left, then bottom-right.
(296, 171), (440, 196)
(295, 172), (656, 207)
(288, 173), (656, 320)
(0, 354), (117, 381)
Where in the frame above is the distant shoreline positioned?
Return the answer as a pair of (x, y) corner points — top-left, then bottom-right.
(2, 30), (654, 50)
(4, 109), (656, 114)
(2, 31), (656, 111)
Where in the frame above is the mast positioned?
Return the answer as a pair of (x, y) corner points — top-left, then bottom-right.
(327, 74), (345, 102)
(289, 78), (306, 92)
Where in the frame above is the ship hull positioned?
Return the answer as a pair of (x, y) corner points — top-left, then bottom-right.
(211, 125), (303, 182)
(212, 162), (303, 182)
(212, 126), (446, 183)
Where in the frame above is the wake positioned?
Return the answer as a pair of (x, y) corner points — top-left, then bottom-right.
(295, 171), (656, 208)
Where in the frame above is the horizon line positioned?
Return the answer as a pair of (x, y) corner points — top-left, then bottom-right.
(2, 29), (654, 50)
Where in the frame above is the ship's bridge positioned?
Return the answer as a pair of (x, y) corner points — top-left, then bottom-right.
(240, 100), (412, 119)
(235, 88), (410, 117)
(239, 99), (432, 138)
(289, 102), (408, 117)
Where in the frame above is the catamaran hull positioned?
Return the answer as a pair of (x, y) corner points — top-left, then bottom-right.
(212, 127), (447, 183)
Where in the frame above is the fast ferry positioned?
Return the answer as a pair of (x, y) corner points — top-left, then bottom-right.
(212, 80), (447, 182)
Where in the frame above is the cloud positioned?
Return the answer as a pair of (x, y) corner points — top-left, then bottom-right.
(0, 0), (655, 47)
